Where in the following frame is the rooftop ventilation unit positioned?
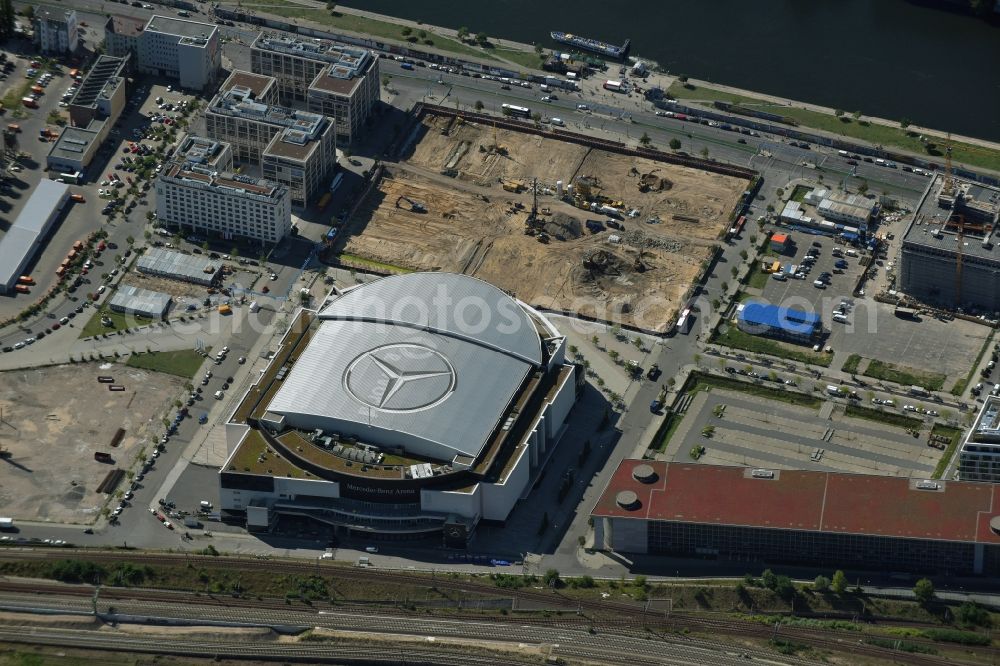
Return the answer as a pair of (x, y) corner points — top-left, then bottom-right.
(751, 469), (775, 479)
(916, 480), (940, 491)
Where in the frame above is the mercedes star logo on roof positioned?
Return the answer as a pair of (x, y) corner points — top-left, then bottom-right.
(344, 343), (457, 413)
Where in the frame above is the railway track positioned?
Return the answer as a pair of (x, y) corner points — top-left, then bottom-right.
(0, 550), (991, 665)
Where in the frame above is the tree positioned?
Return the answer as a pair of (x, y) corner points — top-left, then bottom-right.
(899, 117), (911, 129)
(831, 570), (848, 594)
(669, 138), (681, 151)
(834, 109), (844, 118)
(857, 180), (869, 195)
(608, 350), (619, 363)
(700, 147), (710, 159)
(456, 26), (469, 41)
(417, 29), (427, 39)
(677, 74), (688, 84)
(325, 1), (337, 12)
(400, 26), (412, 37)
(730, 266), (738, 279)
(851, 110), (862, 121)
(633, 336), (643, 350)
(0, 0), (15, 39)
(381, 74), (391, 88)
(639, 132), (651, 147)
(474, 100), (484, 112)
(531, 111), (541, 124)
(913, 577), (934, 604)
(476, 32), (489, 45)
(543, 568), (560, 587)
(814, 575), (830, 592)
(534, 43), (543, 56)
(126, 235), (135, 246)
(761, 569), (778, 590)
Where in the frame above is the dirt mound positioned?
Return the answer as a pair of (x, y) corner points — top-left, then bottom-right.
(582, 249), (629, 277)
(543, 212), (583, 239)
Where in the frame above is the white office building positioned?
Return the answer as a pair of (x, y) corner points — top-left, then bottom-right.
(156, 135), (291, 244)
(137, 16), (221, 91)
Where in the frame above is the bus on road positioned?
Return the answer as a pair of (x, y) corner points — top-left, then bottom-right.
(501, 104), (531, 118)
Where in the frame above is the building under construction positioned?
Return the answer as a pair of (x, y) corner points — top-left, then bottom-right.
(899, 173), (1000, 311)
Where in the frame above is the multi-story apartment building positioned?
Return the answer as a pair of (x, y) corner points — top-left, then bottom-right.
(103, 15), (146, 59)
(204, 71), (337, 208)
(155, 135), (291, 244)
(33, 8), (78, 54)
(137, 16), (221, 91)
(250, 33), (379, 145)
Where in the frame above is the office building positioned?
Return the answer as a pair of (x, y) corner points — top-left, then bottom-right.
(205, 72), (337, 208)
(103, 15), (146, 59)
(250, 33), (379, 145)
(960, 396), (1000, 483)
(593, 461), (1000, 576)
(899, 175), (1000, 310)
(219, 273), (579, 542)
(735, 301), (821, 345)
(68, 55), (129, 128)
(33, 8), (78, 54)
(156, 135), (292, 244)
(804, 188), (876, 231)
(137, 15), (221, 91)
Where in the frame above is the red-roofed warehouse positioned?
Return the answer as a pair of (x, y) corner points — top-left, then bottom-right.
(592, 461), (1000, 576)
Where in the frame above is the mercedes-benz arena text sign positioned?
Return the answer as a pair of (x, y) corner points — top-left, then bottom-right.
(343, 343), (457, 413)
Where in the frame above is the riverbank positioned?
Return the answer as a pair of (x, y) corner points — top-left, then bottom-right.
(224, 0), (1000, 174)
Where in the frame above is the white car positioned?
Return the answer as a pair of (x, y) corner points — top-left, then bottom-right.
(97, 285), (106, 294)
(576, 104), (589, 111)
(13, 341), (25, 349)
(903, 405), (917, 412)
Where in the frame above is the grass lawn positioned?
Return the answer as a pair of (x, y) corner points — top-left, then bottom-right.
(863, 359), (946, 391)
(79, 308), (153, 338)
(746, 268), (771, 290)
(689, 372), (821, 409)
(241, 3), (494, 61)
(789, 184), (812, 203)
(1, 80), (34, 111)
(126, 349), (205, 379)
(931, 424), (963, 480)
(712, 325), (832, 367)
(951, 332), (994, 396)
(651, 411), (684, 453)
(667, 82), (1000, 173)
(841, 354), (862, 374)
(492, 47), (545, 71)
(845, 404), (923, 430)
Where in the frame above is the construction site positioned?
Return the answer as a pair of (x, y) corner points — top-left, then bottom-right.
(335, 107), (753, 332)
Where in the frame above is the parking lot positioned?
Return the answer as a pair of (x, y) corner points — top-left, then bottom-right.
(668, 387), (941, 477)
(754, 233), (989, 387)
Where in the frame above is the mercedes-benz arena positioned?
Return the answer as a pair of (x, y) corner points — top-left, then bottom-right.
(220, 272), (580, 544)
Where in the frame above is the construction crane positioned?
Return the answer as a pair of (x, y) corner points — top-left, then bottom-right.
(943, 132), (955, 198)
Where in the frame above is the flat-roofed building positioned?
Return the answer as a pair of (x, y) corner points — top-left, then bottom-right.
(0, 180), (70, 294)
(68, 55), (129, 128)
(594, 460), (1000, 576)
(960, 396), (1000, 483)
(136, 247), (221, 285)
(33, 7), (78, 54)
(47, 120), (108, 174)
(250, 33), (379, 145)
(104, 14), (146, 59)
(900, 175), (1000, 310)
(205, 72), (336, 208)
(137, 15), (221, 91)
(109, 284), (172, 318)
(156, 135), (291, 244)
